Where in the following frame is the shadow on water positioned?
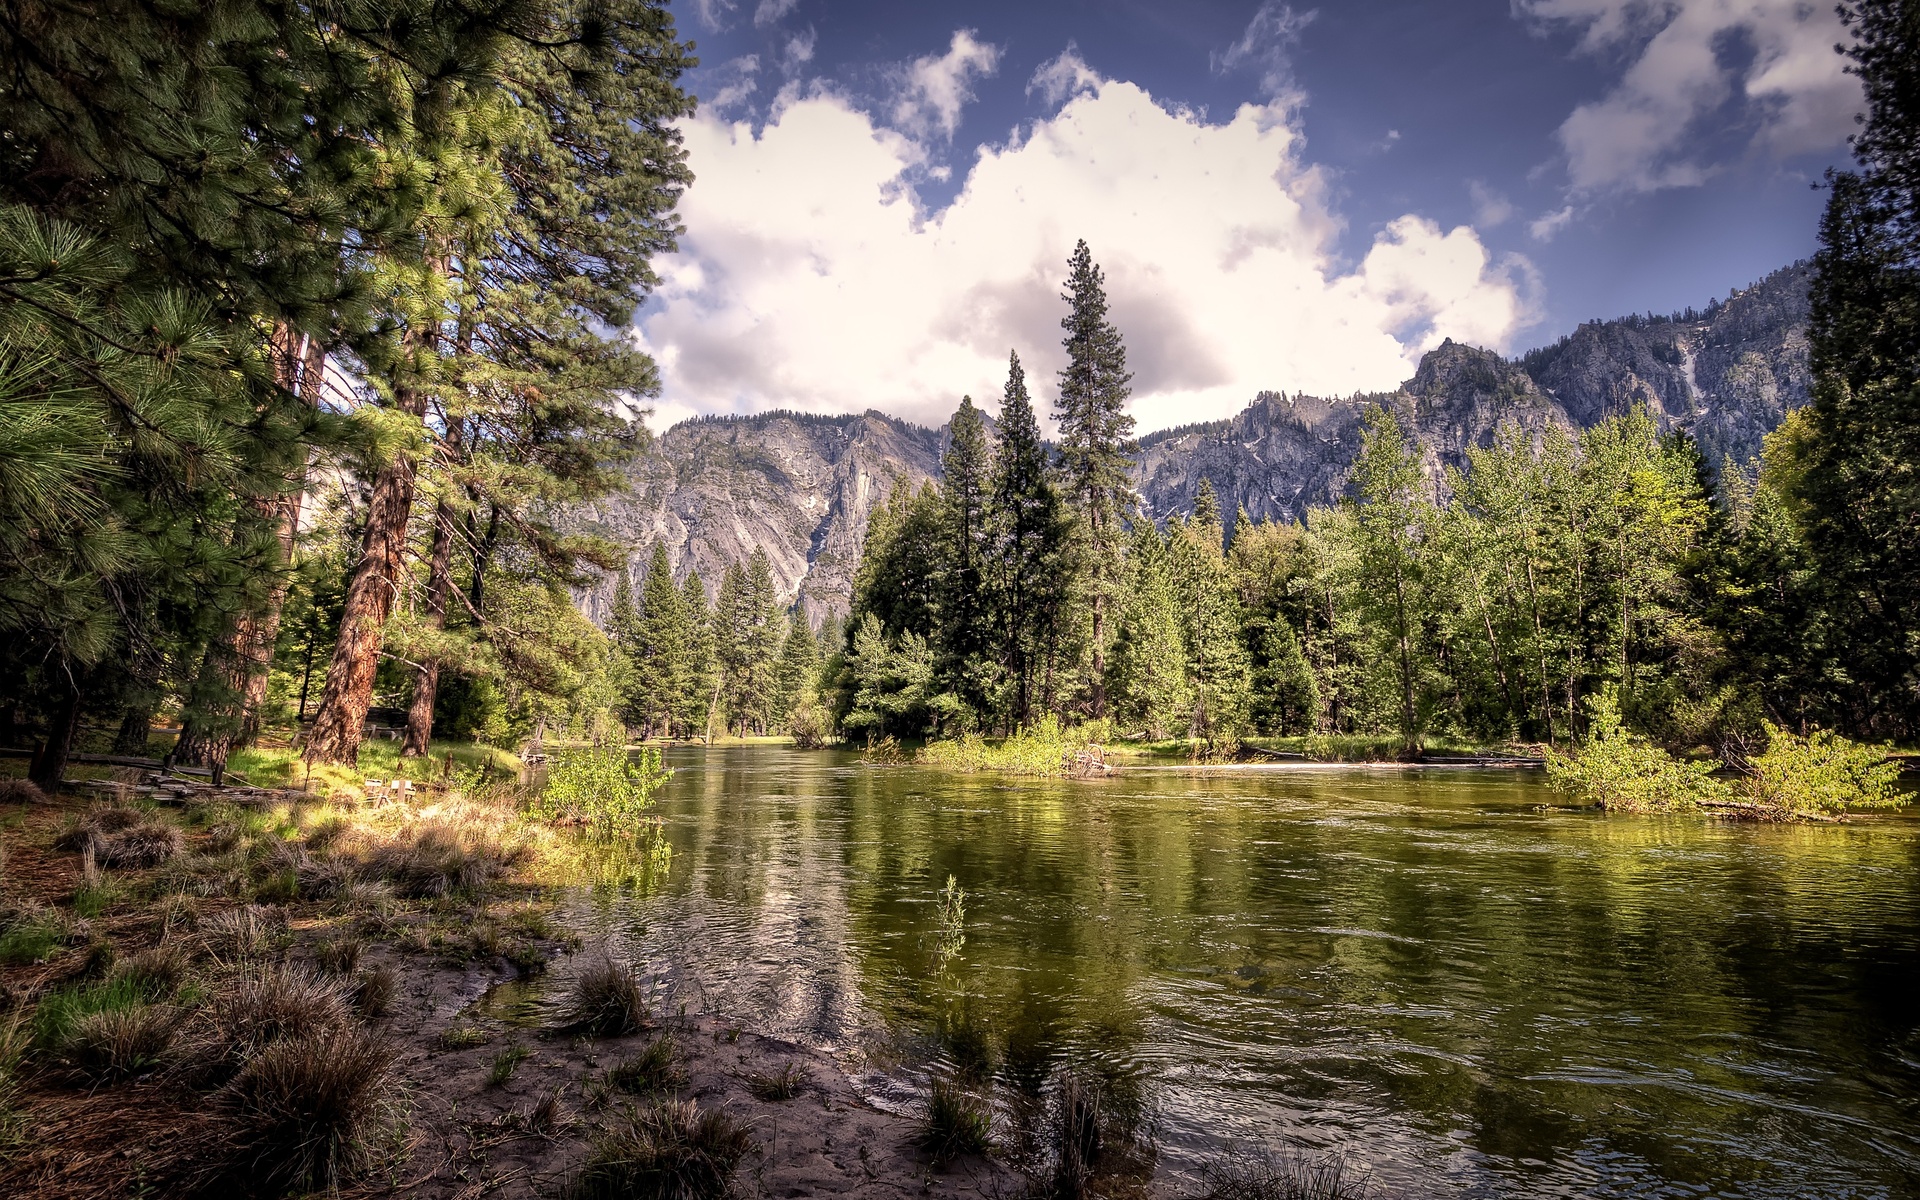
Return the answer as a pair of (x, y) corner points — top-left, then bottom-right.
(545, 746), (1920, 1199)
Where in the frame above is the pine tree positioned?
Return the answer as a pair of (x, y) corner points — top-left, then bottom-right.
(988, 352), (1071, 727)
(772, 618), (821, 728)
(936, 395), (998, 725)
(1108, 523), (1191, 738)
(1797, 0), (1920, 737)
(679, 571), (719, 741)
(1055, 241), (1137, 717)
(1172, 481), (1251, 745)
(1347, 408), (1435, 756)
(633, 542), (688, 738)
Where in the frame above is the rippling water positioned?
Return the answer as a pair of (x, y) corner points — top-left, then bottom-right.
(543, 747), (1920, 1199)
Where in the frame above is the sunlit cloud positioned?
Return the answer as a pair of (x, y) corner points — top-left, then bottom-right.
(638, 43), (1537, 435)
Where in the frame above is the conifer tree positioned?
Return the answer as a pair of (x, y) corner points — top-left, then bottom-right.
(679, 571), (719, 741)
(937, 396), (998, 725)
(1055, 241), (1137, 717)
(1347, 408), (1434, 756)
(633, 542), (688, 738)
(1109, 523), (1191, 738)
(772, 618), (821, 728)
(988, 351), (1070, 726)
(1172, 481), (1252, 745)
(1797, 0), (1920, 737)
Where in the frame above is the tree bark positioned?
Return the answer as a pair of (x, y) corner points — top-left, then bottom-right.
(302, 369), (431, 765)
(174, 328), (323, 764)
(402, 491), (459, 757)
(28, 689), (80, 790)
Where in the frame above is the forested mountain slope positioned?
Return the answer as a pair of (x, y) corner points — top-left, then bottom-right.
(584, 262), (1810, 624)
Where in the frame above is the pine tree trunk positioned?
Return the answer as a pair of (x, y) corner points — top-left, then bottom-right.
(1090, 588), (1107, 719)
(403, 494), (458, 757)
(174, 329), (322, 764)
(303, 375), (430, 766)
(29, 689), (80, 790)
(112, 704), (154, 755)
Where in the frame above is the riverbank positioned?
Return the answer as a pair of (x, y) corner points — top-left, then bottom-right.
(0, 766), (1034, 1200)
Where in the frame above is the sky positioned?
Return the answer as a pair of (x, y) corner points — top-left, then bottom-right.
(633, 0), (1863, 435)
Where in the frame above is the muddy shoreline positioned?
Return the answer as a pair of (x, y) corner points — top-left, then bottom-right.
(0, 782), (1019, 1200)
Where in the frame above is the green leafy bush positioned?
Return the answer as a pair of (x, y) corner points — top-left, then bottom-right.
(1741, 722), (1905, 815)
(919, 715), (1104, 777)
(533, 747), (672, 837)
(1548, 689), (1729, 812)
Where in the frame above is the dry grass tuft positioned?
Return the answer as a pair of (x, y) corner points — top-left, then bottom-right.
(178, 965), (350, 1084)
(920, 1073), (992, 1165)
(561, 1099), (756, 1200)
(313, 934), (365, 975)
(99, 821), (185, 868)
(217, 1027), (397, 1193)
(565, 956), (647, 1036)
(53, 810), (184, 869)
(608, 1033), (683, 1094)
(0, 778), (47, 805)
(355, 822), (530, 899)
(348, 964), (396, 1019)
(200, 904), (276, 960)
(743, 1060), (805, 1102)
(113, 944), (188, 999)
(1188, 1148), (1375, 1200)
(55, 1005), (179, 1081)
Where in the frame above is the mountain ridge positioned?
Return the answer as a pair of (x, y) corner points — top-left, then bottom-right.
(577, 261), (1812, 626)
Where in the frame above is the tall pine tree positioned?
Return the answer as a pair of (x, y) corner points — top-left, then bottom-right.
(1055, 241), (1136, 718)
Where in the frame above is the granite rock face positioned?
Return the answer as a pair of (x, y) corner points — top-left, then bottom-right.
(572, 411), (942, 628)
(579, 264), (1810, 625)
(1137, 260), (1810, 525)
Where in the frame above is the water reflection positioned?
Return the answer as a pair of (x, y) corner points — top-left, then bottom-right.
(555, 748), (1920, 1199)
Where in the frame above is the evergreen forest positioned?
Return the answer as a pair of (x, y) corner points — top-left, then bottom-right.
(1, 0), (1917, 774)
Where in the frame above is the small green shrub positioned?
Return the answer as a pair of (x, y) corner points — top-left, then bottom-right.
(608, 1033), (683, 1094)
(919, 715), (1102, 777)
(533, 747), (673, 837)
(1742, 722), (1906, 815)
(1547, 688), (1728, 812)
(562, 1100), (755, 1200)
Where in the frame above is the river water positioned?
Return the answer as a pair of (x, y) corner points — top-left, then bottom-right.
(540, 747), (1920, 1199)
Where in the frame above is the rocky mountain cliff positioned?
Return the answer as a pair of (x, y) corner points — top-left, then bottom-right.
(579, 262), (1811, 625)
(572, 411), (943, 627)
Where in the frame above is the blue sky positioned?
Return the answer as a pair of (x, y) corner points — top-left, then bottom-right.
(637, 0), (1859, 432)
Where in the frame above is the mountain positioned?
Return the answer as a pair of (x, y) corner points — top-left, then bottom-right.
(571, 411), (943, 628)
(577, 262), (1812, 625)
(1137, 260), (1811, 523)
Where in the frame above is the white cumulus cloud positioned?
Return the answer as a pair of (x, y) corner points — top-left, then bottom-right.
(636, 51), (1536, 435)
(888, 30), (1000, 143)
(1520, 0), (1862, 194)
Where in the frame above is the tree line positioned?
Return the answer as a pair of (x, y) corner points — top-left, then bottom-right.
(1, 0), (694, 785)
(818, 0), (1920, 752)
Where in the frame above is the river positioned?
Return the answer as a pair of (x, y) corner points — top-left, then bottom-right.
(528, 747), (1920, 1199)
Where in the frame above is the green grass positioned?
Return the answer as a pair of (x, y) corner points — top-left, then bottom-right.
(0, 916), (65, 965)
(488, 1043), (531, 1086)
(31, 975), (150, 1051)
(1112, 732), (1512, 763)
(608, 1033), (683, 1094)
(227, 739), (521, 795)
